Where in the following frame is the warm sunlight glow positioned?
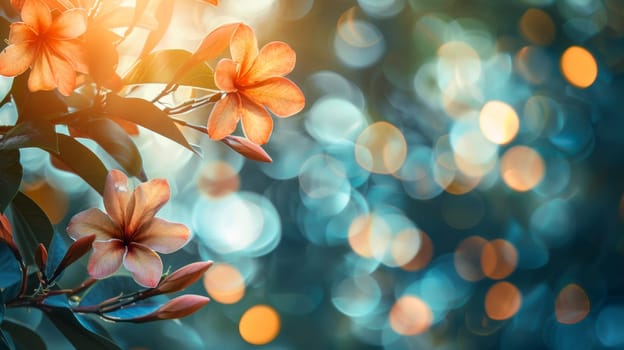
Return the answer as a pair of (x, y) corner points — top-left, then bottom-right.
(197, 161), (240, 198)
(239, 305), (281, 345)
(561, 46), (598, 88)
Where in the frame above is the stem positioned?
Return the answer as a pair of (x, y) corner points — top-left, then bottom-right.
(18, 263), (28, 297)
(170, 117), (209, 135)
(162, 92), (222, 115)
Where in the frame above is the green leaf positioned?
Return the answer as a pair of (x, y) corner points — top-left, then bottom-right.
(123, 49), (215, 90)
(101, 94), (194, 153)
(0, 150), (21, 213)
(5, 192), (54, 265)
(70, 118), (144, 178)
(1, 321), (45, 350)
(10, 74), (67, 123)
(43, 307), (121, 350)
(51, 134), (108, 194)
(0, 329), (15, 350)
(0, 243), (21, 288)
(0, 121), (58, 152)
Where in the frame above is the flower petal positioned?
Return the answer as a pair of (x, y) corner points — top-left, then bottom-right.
(240, 41), (296, 85)
(242, 77), (305, 117)
(207, 93), (241, 140)
(103, 169), (131, 228)
(8, 22), (38, 44)
(66, 208), (122, 241)
(21, 0), (52, 33)
(125, 178), (170, 236)
(214, 58), (237, 92)
(132, 218), (190, 254)
(240, 96), (273, 145)
(87, 239), (125, 279)
(0, 42), (36, 77)
(48, 8), (87, 39)
(230, 23), (258, 78)
(124, 242), (163, 288)
(29, 46), (77, 95)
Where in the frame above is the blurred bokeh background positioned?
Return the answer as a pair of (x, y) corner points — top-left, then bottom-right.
(3, 0), (624, 348)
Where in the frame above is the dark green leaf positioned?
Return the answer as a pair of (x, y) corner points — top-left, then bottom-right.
(0, 150), (21, 213)
(1, 321), (45, 350)
(5, 192), (54, 266)
(101, 94), (194, 153)
(139, 0), (174, 58)
(51, 134), (108, 194)
(43, 306), (121, 350)
(0, 121), (58, 152)
(44, 232), (69, 280)
(80, 276), (142, 306)
(10, 74), (67, 123)
(70, 118), (143, 178)
(123, 49), (215, 90)
(0, 329), (15, 350)
(0, 243), (21, 288)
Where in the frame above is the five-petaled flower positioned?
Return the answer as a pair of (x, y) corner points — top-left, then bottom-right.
(208, 23), (305, 145)
(0, 0), (88, 96)
(67, 170), (191, 288)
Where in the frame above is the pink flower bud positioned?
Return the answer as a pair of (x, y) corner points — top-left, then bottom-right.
(147, 261), (213, 296)
(221, 136), (273, 162)
(130, 295), (210, 323)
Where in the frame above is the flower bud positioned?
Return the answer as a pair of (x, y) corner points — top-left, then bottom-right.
(130, 295), (210, 323)
(148, 261), (213, 296)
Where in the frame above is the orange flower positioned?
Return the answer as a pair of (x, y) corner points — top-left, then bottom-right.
(67, 170), (191, 288)
(208, 24), (305, 145)
(0, 0), (88, 96)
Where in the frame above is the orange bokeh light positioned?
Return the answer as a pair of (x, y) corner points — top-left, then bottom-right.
(239, 305), (281, 345)
(500, 146), (545, 192)
(401, 230), (434, 271)
(203, 263), (245, 304)
(481, 239), (518, 280)
(479, 100), (520, 145)
(485, 282), (522, 320)
(197, 161), (240, 198)
(560, 46), (598, 88)
(555, 284), (590, 324)
(455, 236), (488, 281)
(355, 122), (407, 174)
(519, 8), (556, 46)
(389, 295), (433, 336)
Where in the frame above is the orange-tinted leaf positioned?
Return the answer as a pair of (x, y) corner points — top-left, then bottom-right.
(221, 135), (272, 162)
(203, 0), (218, 5)
(148, 261), (213, 296)
(84, 27), (122, 92)
(49, 234), (95, 281)
(123, 49), (215, 90)
(123, 0), (149, 38)
(50, 134), (108, 194)
(170, 22), (240, 86)
(111, 117), (139, 135)
(102, 94), (194, 153)
(139, 0), (174, 58)
(0, 213), (20, 261)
